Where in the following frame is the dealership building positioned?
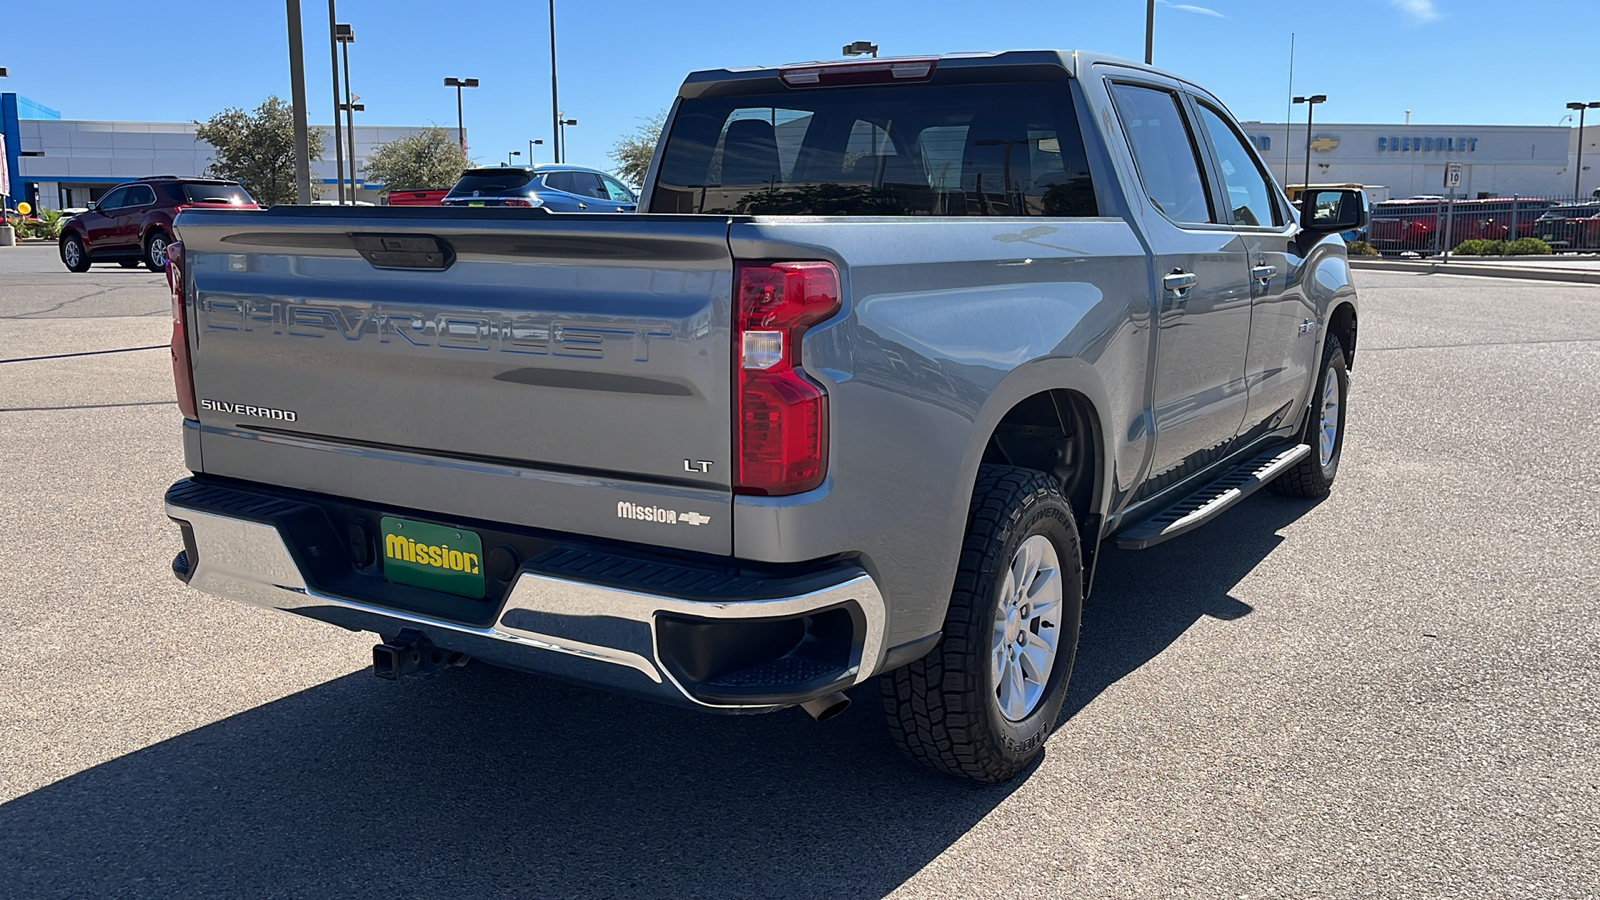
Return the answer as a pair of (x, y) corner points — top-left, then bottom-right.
(1239, 120), (1598, 202)
(2, 92), (457, 209)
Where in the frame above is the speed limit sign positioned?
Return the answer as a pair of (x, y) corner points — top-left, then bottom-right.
(1444, 162), (1464, 189)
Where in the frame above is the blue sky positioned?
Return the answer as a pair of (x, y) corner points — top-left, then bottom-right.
(5, 0), (1596, 175)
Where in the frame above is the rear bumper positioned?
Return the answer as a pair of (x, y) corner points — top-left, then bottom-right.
(165, 478), (886, 712)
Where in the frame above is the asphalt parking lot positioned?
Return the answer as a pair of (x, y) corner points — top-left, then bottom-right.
(1, 241), (1596, 898)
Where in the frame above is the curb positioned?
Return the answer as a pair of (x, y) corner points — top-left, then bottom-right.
(1349, 257), (1600, 285)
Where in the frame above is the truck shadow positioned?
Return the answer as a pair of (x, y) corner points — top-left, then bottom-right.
(0, 496), (1314, 900)
(1062, 494), (1315, 721)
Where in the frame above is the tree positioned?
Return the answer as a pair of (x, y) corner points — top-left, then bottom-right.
(362, 127), (469, 191)
(196, 96), (324, 206)
(610, 110), (667, 189)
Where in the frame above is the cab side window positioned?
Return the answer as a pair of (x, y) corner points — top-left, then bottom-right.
(98, 187), (130, 210)
(1109, 83), (1213, 225)
(1195, 104), (1280, 228)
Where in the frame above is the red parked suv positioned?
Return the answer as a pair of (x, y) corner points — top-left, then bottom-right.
(59, 177), (257, 272)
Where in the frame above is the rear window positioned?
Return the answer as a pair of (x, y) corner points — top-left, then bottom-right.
(447, 169), (534, 196)
(182, 182), (254, 205)
(651, 81), (1097, 217)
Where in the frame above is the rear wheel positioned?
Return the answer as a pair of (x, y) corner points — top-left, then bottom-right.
(1270, 336), (1348, 498)
(61, 234), (91, 272)
(143, 229), (170, 272)
(880, 465), (1083, 783)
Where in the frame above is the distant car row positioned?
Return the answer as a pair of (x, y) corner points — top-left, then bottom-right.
(1367, 197), (1600, 254)
(56, 164), (639, 272)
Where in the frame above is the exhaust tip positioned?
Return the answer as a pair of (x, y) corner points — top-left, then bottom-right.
(799, 691), (851, 722)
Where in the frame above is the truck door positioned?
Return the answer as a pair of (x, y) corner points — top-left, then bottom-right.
(1188, 98), (1312, 443)
(1107, 80), (1252, 488)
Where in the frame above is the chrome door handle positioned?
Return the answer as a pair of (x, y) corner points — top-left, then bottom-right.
(1162, 270), (1196, 310)
(1163, 271), (1197, 291)
(577, 203), (588, 210)
(1251, 264), (1277, 284)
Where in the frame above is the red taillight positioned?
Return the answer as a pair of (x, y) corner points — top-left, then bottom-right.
(166, 241), (198, 421)
(734, 262), (841, 496)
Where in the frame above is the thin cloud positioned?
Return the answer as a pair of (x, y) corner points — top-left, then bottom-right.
(1156, 0), (1226, 17)
(1389, 0), (1441, 23)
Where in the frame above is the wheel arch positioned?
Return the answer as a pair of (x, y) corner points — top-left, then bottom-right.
(962, 361), (1115, 596)
(1328, 300), (1357, 369)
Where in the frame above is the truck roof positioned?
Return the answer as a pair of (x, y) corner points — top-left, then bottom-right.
(677, 50), (1189, 99)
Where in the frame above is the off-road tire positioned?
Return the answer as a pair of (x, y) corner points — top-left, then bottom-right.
(1270, 336), (1348, 498)
(143, 229), (171, 272)
(880, 465), (1084, 783)
(61, 234), (91, 272)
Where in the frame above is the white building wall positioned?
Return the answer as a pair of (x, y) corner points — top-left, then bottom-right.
(17, 118), (453, 206)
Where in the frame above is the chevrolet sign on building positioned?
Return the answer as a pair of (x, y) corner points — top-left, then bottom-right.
(1241, 120), (1582, 199)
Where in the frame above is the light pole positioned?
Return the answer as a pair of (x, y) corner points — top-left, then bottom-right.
(1144, 0), (1155, 64)
(336, 24), (357, 201)
(339, 101), (364, 199)
(1293, 94), (1327, 205)
(549, 0), (561, 169)
(842, 41), (878, 58)
(444, 77), (479, 155)
(1567, 101), (1600, 199)
(558, 116), (577, 163)
(530, 138), (545, 164)
(285, 0), (312, 203)
(507, 150), (522, 167)
(327, 0), (344, 204)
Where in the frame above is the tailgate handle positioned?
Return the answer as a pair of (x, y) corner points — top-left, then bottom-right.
(348, 233), (455, 270)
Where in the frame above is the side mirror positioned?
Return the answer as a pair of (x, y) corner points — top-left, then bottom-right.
(1299, 188), (1369, 235)
(86, 201), (98, 212)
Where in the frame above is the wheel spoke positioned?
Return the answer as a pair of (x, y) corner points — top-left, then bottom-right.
(1005, 659), (1028, 720)
(1018, 642), (1052, 682)
(1025, 566), (1059, 604)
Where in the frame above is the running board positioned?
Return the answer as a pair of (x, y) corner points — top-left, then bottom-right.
(1114, 444), (1311, 550)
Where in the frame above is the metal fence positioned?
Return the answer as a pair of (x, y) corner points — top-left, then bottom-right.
(1364, 194), (1600, 256)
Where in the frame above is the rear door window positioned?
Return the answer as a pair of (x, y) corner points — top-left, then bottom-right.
(1109, 83), (1213, 225)
(652, 81), (1097, 216)
(123, 184), (157, 207)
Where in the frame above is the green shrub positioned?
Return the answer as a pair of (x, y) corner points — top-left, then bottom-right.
(1452, 239), (1507, 256)
(1346, 240), (1381, 257)
(1505, 237), (1552, 256)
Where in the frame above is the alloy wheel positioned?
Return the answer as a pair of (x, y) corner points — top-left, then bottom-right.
(990, 534), (1064, 721)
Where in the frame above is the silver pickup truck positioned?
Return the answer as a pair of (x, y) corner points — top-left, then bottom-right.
(162, 50), (1363, 783)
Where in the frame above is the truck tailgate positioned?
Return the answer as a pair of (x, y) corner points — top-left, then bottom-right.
(174, 208), (734, 554)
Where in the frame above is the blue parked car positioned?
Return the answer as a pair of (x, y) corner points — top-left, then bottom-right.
(440, 165), (638, 212)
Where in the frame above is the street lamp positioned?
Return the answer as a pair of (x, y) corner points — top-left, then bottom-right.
(506, 150), (522, 167)
(530, 138), (546, 164)
(444, 77), (480, 154)
(1567, 101), (1600, 199)
(842, 41), (878, 58)
(1144, 0), (1155, 64)
(336, 24), (357, 201)
(1292, 94), (1327, 208)
(549, 0), (561, 170)
(557, 116), (577, 163)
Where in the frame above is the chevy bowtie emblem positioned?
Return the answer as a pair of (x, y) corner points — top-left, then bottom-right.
(1310, 135), (1340, 152)
(679, 511), (712, 527)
